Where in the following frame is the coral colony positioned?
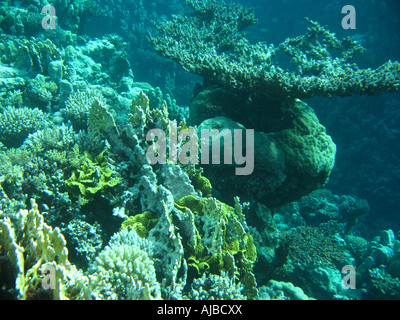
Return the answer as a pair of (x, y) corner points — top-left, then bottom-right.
(0, 0), (400, 301)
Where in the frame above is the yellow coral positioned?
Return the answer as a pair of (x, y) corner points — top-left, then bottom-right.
(0, 199), (73, 300)
(65, 149), (120, 201)
(121, 211), (158, 238)
(174, 195), (258, 298)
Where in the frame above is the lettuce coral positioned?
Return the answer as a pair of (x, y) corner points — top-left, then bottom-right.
(65, 149), (120, 203)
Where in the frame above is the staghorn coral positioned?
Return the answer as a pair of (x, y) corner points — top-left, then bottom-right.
(150, 0), (400, 100)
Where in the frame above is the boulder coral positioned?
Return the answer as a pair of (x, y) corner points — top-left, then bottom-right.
(197, 99), (336, 208)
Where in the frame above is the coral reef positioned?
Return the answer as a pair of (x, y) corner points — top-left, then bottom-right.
(0, 0), (399, 302)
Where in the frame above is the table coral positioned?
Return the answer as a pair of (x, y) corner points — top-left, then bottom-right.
(150, 0), (400, 100)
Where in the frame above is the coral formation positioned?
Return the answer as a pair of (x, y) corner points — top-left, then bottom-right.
(0, 0), (399, 302)
(150, 0), (400, 99)
(0, 198), (77, 300)
(65, 149), (121, 204)
(0, 106), (48, 148)
(197, 99), (336, 208)
(87, 229), (161, 300)
(174, 195), (258, 299)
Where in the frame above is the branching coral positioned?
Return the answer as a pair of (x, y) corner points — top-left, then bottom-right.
(0, 106), (48, 148)
(87, 229), (161, 300)
(0, 199), (76, 300)
(150, 0), (400, 100)
(64, 89), (104, 130)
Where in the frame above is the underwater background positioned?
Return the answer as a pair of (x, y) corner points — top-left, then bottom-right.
(0, 0), (400, 300)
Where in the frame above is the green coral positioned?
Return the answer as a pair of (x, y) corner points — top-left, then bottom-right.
(175, 195), (258, 299)
(187, 166), (212, 198)
(65, 149), (120, 203)
(121, 211), (159, 238)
